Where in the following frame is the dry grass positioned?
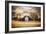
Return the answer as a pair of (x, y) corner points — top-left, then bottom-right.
(12, 20), (41, 28)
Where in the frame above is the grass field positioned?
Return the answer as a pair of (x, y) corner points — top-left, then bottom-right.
(12, 20), (41, 28)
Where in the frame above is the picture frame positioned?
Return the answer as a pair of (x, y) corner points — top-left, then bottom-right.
(5, 1), (45, 33)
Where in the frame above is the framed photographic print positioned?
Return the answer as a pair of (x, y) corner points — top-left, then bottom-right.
(5, 1), (45, 33)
